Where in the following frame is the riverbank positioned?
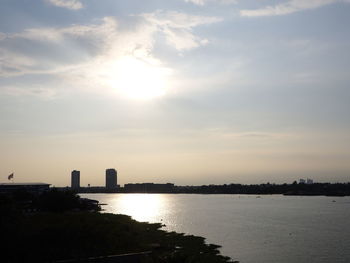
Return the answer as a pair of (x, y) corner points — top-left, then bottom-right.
(0, 190), (236, 263)
(81, 193), (350, 263)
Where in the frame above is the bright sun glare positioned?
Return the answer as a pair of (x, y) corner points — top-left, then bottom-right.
(108, 56), (171, 100)
(109, 194), (165, 222)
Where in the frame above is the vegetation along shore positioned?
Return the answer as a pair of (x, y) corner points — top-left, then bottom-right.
(0, 189), (237, 263)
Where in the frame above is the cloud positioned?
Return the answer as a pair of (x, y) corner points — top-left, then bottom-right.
(184, 0), (237, 6)
(46, 0), (83, 10)
(240, 0), (347, 17)
(185, 0), (206, 5)
(0, 11), (221, 97)
(0, 11), (220, 77)
(141, 10), (222, 50)
(0, 17), (119, 78)
(0, 85), (58, 99)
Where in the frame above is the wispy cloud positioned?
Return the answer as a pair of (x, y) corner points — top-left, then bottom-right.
(185, 0), (206, 5)
(141, 10), (222, 50)
(185, 0), (237, 6)
(0, 11), (221, 97)
(0, 17), (119, 77)
(240, 0), (347, 17)
(46, 0), (83, 10)
(0, 85), (58, 99)
(0, 11), (221, 77)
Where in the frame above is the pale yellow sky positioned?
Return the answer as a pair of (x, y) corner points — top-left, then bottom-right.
(2, 129), (349, 186)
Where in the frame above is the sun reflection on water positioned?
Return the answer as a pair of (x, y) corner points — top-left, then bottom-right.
(107, 194), (166, 222)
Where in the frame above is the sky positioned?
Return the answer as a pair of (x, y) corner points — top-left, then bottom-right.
(1, 0), (350, 187)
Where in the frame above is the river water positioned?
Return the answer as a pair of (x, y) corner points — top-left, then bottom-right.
(80, 194), (350, 263)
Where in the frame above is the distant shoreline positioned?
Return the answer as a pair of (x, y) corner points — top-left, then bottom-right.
(79, 192), (348, 197)
(69, 182), (350, 196)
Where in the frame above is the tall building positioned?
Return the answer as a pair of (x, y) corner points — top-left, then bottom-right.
(71, 170), (80, 189)
(106, 168), (117, 189)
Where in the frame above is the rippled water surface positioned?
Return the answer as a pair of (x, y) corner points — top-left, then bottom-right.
(80, 194), (350, 263)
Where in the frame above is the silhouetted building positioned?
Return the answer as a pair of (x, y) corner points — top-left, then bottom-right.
(299, 179), (306, 184)
(106, 168), (117, 189)
(71, 170), (80, 189)
(0, 183), (50, 194)
(306, 178), (314, 184)
(124, 183), (174, 193)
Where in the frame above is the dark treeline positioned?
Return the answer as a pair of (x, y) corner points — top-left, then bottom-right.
(75, 182), (350, 196)
(0, 188), (100, 214)
(174, 182), (350, 196)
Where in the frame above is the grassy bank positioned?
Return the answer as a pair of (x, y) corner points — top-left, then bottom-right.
(0, 190), (236, 263)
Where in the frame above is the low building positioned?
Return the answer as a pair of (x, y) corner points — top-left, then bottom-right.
(306, 178), (314, 184)
(0, 183), (50, 194)
(124, 183), (175, 193)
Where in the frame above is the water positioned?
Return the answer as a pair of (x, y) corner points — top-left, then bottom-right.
(80, 194), (350, 263)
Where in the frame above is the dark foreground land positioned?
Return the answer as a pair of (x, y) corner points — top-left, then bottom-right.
(0, 190), (236, 263)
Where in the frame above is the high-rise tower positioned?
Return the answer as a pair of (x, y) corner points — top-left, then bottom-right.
(105, 168), (117, 189)
(71, 170), (80, 189)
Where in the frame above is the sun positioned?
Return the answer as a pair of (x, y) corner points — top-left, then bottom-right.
(107, 56), (171, 100)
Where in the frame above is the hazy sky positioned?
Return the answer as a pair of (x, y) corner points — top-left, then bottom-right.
(1, 0), (350, 186)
